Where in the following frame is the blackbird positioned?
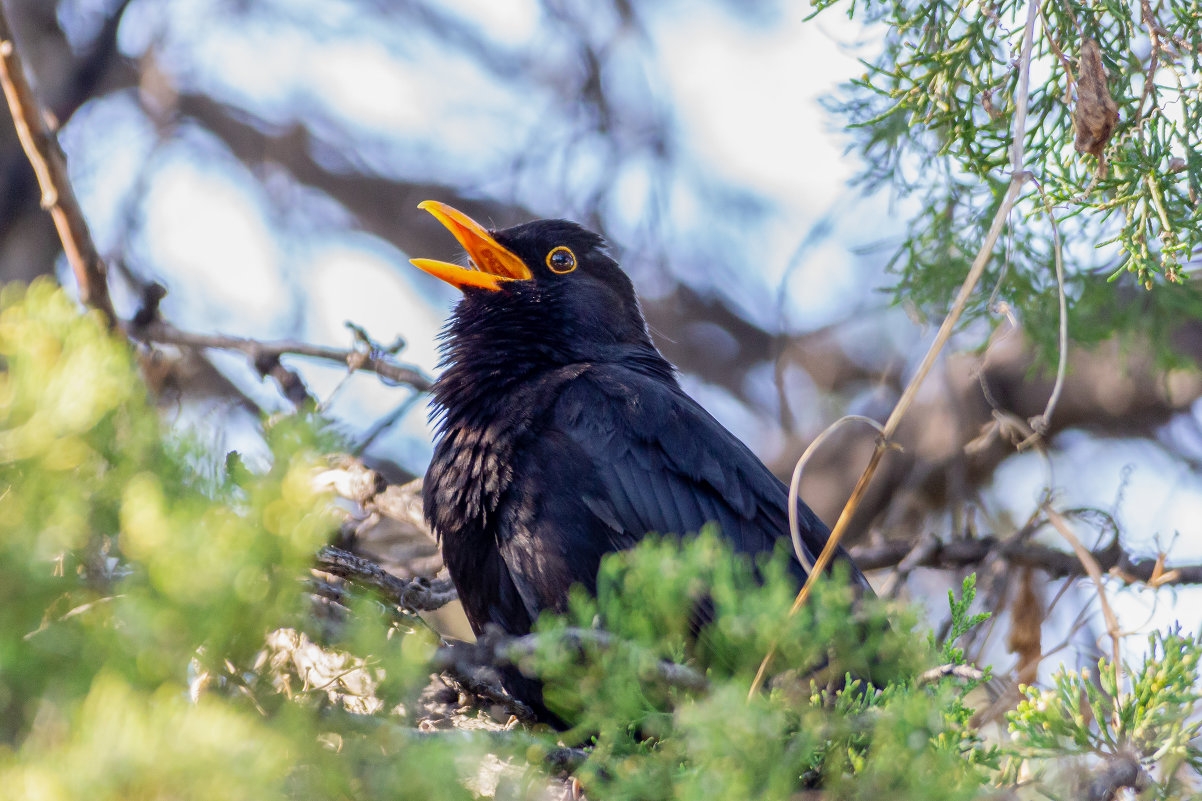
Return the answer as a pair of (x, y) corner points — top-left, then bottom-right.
(412, 201), (870, 720)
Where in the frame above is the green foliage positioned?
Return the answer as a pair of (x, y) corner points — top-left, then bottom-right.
(0, 282), (488, 801)
(1006, 628), (1202, 797)
(819, 0), (1202, 361)
(939, 574), (992, 665)
(4, 283), (1201, 799)
(527, 531), (995, 800)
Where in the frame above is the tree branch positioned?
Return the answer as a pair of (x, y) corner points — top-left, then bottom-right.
(133, 319), (434, 395)
(316, 545), (456, 612)
(849, 536), (1202, 587)
(433, 624), (709, 696)
(0, 8), (114, 325)
(433, 664), (535, 722)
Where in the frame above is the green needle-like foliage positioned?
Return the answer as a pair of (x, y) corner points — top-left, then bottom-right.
(818, 0), (1202, 363)
(4, 283), (1200, 798)
(1006, 629), (1202, 797)
(0, 282), (486, 801)
(526, 533), (997, 800)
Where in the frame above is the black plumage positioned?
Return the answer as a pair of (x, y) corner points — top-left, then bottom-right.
(411, 202), (869, 721)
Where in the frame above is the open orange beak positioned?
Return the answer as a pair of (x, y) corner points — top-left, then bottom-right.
(410, 201), (532, 291)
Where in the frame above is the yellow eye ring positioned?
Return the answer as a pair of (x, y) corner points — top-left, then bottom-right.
(546, 246), (577, 274)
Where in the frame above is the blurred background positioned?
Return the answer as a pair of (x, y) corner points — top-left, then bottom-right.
(2, 0), (1199, 680)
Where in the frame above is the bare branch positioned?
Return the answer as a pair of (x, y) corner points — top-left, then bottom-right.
(316, 545), (457, 612)
(849, 535), (1202, 587)
(0, 9), (115, 325)
(132, 320), (434, 394)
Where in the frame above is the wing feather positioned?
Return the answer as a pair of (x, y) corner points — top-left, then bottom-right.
(552, 366), (864, 586)
(491, 363), (869, 621)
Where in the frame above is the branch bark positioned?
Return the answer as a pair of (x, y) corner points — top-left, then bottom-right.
(316, 545), (456, 612)
(849, 536), (1202, 587)
(0, 8), (114, 324)
(133, 319), (434, 395)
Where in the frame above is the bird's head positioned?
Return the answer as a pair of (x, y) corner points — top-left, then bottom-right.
(411, 201), (657, 365)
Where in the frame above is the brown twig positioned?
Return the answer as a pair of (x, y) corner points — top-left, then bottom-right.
(0, 10), (115, 326)
(1135, 0), (1163, 138)
(1037, 0), (1075, 101)
(133, 320), (434, 394)
(1044, 506), (1122, 671)
(787, 414), (890, 573)
(749, 0), (1043, 699)
(1026, 178), (1068, 440)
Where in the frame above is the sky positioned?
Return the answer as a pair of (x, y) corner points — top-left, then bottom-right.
(65, 0), (892, 462)
(54, 0), (1202, 665)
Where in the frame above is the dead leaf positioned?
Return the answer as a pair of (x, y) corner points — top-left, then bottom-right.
(981, 88), (1001, 121)
(1007, 568), (1044, 685)
(1073, 39), (1119, 159)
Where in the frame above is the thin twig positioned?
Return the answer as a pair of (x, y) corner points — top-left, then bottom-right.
(749, 0), (1043, 699)
(354, 393), (425, 456)
(787, 415), (890, 573)
(133, 320), (434, 393)
(917, 663), (985, 685)
(1135, 0), (1163, 139)
(1037, 0), (1075, 101)
(0, 10), (115, 325)
(1043, 506), (1121, 672)
(1026, 179), (1069, 440)
(877, 530), (941, 599)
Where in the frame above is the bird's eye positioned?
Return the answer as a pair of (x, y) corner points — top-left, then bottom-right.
(546, 246), (577, 274)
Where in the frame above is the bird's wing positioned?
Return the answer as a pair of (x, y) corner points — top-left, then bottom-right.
(526, 364), (866, 589)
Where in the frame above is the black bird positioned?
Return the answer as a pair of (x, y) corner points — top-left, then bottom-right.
(412, 201), (869, 719)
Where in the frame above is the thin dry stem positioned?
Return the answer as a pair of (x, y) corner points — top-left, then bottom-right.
(1045, 505), (1125, 737)
(787, 414), (889, 573)
(1044, 506), (1121, 670)
(1027, 179), (1069, 439)
(749, 0), (1042, 699)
